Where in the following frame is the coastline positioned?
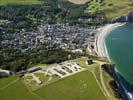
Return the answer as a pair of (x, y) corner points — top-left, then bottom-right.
(94, 22), (126, 61)
(94, 22), (133, 100)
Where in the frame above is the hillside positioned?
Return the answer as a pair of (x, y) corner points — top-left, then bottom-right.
(0, 59), (106, 100)
(1, 0), (131, 20)
(88, 0), (133, 20)
(0, 0), (42, 5)
(67, 0), (133, 20)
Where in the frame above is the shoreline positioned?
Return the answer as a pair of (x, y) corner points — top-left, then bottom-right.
(94, 22), (126, 61)
(94, 22), (133, 100)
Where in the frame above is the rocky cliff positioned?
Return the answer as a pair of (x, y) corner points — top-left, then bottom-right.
(112, 13), (133, 22)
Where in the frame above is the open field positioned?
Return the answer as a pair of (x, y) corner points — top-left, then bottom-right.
(88, 0), (133, 19)
(0, 0), (42, 5)
(35, 70), (105, 100)
(0, 75), (42, 100)
(68, 0), (90, 4)
(0, 70), (105, 100)
(0, 81), (42, 100)
(0, 58), (117, 100)
(0, 75), (18, 89)
(34, 73), (49, 83)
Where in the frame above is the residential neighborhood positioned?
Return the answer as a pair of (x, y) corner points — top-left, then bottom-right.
(1, 24), (97, 52)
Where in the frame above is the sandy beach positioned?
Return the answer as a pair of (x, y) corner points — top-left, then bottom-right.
(94, 22), (133, 100)
(94, 23), (125, 60)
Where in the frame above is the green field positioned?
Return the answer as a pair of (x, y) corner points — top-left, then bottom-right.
(0, 80), (42, 100)
(0, 57), (106, 100)
(0, 75), (43, 100)
(0, 70), (105, 100)
(34, 73), (49, 83)
(0, 0), (42, 5)
(35, 70), (105, 100)
(0, 75), (18, 89)
(88, 0), (133, 20)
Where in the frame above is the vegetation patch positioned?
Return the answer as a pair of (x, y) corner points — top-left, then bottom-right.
(0, 0), (42, 5)
(0, 19), (10, 25)
(34, 73), (49, 83)
(35, 70), (105, 100)
(87, 0), (133, 19)
(0, 75), (18, 89)
(0, 80), (42, 100)
(0, 58), (109, 100)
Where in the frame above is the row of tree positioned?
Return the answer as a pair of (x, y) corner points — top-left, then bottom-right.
(0, 44), (87, 72)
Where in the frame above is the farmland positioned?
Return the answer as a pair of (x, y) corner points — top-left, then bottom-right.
(0, 0), (42, 5)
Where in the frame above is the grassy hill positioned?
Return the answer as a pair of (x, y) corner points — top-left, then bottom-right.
(0, 0), (42, 5)
(0, 70), (105, 100)
(66, 0), (133, 20)
(35, 70), (105, 100)
(88, 0), (133, 20)
(0, 75), (42, 100)
(0, 0), (132, 21)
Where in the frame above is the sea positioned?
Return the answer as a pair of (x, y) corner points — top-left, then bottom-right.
(105, 23), (133, 87)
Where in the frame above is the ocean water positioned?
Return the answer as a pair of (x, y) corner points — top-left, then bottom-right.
(105, 23), (133, 85)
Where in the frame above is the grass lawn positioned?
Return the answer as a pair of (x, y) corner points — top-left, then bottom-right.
(0, 70), (105, 100)
(0, 0), (42, 5)
(0, 58), (108, 100)
(35, 70), (105, 100)
(26, 75), (33, 80)
(36, 64), (47, 67)
(34, 73), (49, 83)
(0, 77), (43, 100)
(0, 75), (18, 89)
(102, 67), (116, 99)
(0, 75), (42, 100)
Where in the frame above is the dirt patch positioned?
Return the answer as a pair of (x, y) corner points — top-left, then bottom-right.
(68, 0), (90, 4)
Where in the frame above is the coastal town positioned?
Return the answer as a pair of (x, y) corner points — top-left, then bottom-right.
(0, 0), (133, 100)
(1, 24), (97, 52)
(1, 21), (132, 100)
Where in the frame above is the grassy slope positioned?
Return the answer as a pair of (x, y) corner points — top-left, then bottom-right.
(88, 0), (133, 20)
(0, 70), (105, 100)
(0, 76), (41, 100)
(0, 75), (18, 89)
(35, 70), (105, 100)
(102, 0), (133, 19)
(0, 0), (42, 5)
(0, 58), (106, 100)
